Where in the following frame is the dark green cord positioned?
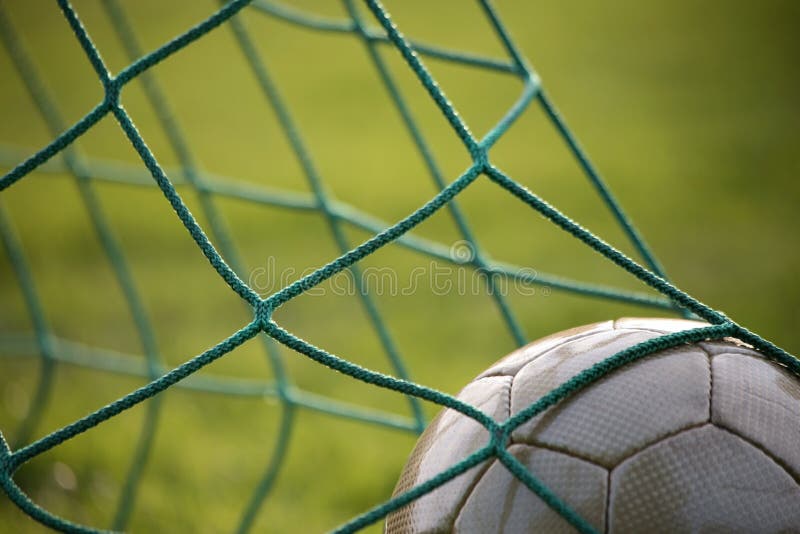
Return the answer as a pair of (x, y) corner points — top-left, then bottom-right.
(0, 1), (796, 533)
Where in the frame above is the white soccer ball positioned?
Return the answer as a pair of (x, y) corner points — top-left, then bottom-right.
(386, 317), (800, 533)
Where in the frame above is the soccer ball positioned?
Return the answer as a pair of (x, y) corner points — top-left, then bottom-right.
(386, 318), (800, 533)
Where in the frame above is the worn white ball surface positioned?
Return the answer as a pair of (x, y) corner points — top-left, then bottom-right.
(386, 318), (800, 533)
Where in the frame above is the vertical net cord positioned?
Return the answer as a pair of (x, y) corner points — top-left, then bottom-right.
(78, 0), (256, 307)
(0, 0), (261, 531)
(0, 0), (796, 532)
(0, 204), (56, 449)
(342, 0), (527, 347)
(360, 0), (709, 322)
(476, 0), (672, 287)
(223, 7), (427, 433)
(97, 2), (296, 530)
(485, 3), (688, 323)
(362, 2), (482, 160)
(0, 4), (164, 528)
(1, 0), (425, 463)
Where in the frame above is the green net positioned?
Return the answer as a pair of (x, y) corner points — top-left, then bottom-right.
(0, 1), (797, 533)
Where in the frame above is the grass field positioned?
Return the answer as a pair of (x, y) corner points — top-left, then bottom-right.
(1, 0), (798, 532)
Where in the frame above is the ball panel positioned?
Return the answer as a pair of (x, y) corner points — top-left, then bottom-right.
(454, 444), (607, 533)
(385, 375), (512, 533)
(511, 330), (710, 466)
(609, 424), (800, 533)
(476, 320), (614, 379)
(712, 351), (800, 478)
(388, 318), (800, 533)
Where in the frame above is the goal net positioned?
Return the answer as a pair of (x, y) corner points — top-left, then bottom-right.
(0, 1), (796, 532)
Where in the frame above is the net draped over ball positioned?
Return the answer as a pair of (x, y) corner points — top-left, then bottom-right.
(386, 318), (800, 533)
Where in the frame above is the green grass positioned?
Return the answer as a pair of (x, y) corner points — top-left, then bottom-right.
(0, 0), (798, 532)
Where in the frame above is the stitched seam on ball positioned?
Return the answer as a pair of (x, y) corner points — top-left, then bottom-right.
(504, 372), (513, 429)
(449, 375), (512, 531)
(701, 344), (713, 423)
(603, 468), (611, 534)
(611, 421), (711, 469)
(714, 424), (800, 486)
(453, 445), (609, 532)
(508, 327), (704, 469)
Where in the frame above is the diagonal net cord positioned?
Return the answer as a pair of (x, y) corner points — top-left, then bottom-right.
(223, 6), (427, 433)
(0, 1), (797, 533)
(342, 0), (527, 346)
(0, 2), (681, 314)
(0, 143), (676, 311)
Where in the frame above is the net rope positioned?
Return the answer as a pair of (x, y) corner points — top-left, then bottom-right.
(0, 1), (797, 533)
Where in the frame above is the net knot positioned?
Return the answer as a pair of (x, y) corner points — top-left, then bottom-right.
(491, 425), (510, 452)
(103, 77), (122, 110)
(254, 299), (273, 330)
(470, 147), (489, 171)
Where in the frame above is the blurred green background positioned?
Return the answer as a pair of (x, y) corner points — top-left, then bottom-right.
(0, 0), (798, 532)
